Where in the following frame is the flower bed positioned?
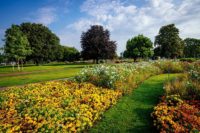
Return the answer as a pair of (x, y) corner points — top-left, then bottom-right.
(152, 62), (200, 133)
(0, 81), (122, 132)
(74, 62), (161, 93)
(0, 60), (192, 132)
(152, 95), (200, 133)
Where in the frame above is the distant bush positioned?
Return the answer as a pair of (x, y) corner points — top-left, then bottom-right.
(164, 62), (200, 100)
(164, 76), (200, 100)
(153, 60), (184, 73)
(114, 60), (122, 63)
(179, 58), (199, 62)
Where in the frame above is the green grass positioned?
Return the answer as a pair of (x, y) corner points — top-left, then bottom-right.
(0, 63), (90, 74)
(90, 74), (181, 133)
(0, 64), (90, 87)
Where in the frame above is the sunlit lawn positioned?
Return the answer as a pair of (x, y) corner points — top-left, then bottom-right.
(0, 63), (91, 87)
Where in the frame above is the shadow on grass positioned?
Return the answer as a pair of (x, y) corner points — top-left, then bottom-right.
(126, 108), (157, 133)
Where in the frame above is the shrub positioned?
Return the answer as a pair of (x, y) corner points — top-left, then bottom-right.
(153, 60), (184, 73)
(179, 58), (199, 62)
(164, 64), (200, 100)
(73, 62), (161, 93)
(164, 75), (188, 99)
(188, 62), (200, 82)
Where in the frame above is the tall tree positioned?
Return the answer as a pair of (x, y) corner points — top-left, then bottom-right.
(81, 25), (116, 63)
(20, 22), (60, 65)
(184, 38), (200, 58)
(123, 34), (153, 61)
(103, 40), (117, 59)
(4, 25), (31, 70)
(154, 24), (184, 58)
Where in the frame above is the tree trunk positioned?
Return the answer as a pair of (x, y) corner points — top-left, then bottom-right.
(134, 58), (137, 62)
(35, 60), (39, 66)
(96, 59), (99, 64)
(21, 59), (24, 71)
(17, 59), (20, 71)
(12, 62), (15, 71)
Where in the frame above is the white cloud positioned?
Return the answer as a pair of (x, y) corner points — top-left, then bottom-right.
(33, 7), (57, 26)
(60, 0), (200, 54)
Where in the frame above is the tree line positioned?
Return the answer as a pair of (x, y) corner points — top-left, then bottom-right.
(1, 23), (80, 69)
(81, 24), (200, 62)
(0, 23), (199, 67)
(123, 24), (200, 60)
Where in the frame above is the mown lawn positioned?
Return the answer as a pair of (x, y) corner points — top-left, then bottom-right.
(90, 74), (181, 133)
(0, 63), (89, 74)
(0, 64), (91, 87)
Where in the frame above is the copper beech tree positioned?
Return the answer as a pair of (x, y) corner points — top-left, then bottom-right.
(81, 25), (117, 63)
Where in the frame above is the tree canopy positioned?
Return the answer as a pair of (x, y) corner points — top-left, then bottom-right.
(20, 22), (60, 64)
(62, 46), (80, 62)
(3, 23), (81, 65)
(4, 25), (31, 69)
(154, 24), (184, 58)
(184, 38), (200, 58)
(123, 34), (153, 60)
(81, 25), (116, 63)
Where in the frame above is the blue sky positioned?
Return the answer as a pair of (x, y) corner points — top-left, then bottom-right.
(0, 0), (200, 54)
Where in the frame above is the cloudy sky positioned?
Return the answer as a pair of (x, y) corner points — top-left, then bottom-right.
(0, 0), (200, 54)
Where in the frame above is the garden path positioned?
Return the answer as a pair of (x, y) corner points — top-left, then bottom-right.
(90, 74), (180, 133)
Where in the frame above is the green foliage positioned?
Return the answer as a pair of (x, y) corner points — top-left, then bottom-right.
(188, 63), (200, 82)
(81, 25), (116, 63)
(153, 60), (184, 73)
(164, 62), (200, 100)
(62, 46), (80, 62)
(20, 22), (60, 64)
(123, 34), (153, 60)
(0, 54), (4, 63)
(154, 24), (184, 58)
(184, 38), (200, 58)
(179, 58), (199, 62)
(4, 25), (32, 63)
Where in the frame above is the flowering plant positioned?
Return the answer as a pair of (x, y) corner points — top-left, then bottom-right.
(74, 62), (161, 92)
(0, 81), (122, 132)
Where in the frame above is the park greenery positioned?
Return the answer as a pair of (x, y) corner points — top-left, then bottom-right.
(2, 23), (80, 69)
(0, 60), (199, 132)
(4, 25), (32, 70)
(81, 25), (117, 63)
(123, 34), (153, 60)
(154, 24), (184, 58)
(0, 21), (199, 133)
(0, 23), (200, 67)
(184, 38), (200, 58)
(152, 62), (200, 132)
